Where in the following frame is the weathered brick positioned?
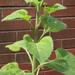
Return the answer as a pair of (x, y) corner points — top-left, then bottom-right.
(51, 7), (75, 17)
(3, 8), (36, 18)
(45, 0), (61, 6)
(0, 9), (1, 19)
(0, 32), (16, 43)
(62, 18), (75, 28)
(0, 20), (29, 31)
(0, 43), (12, 53)
(44, 70), (64, 75)
(0, 54), (14, 64)
(19, 63), (31, 71)
(63, 0), (75, 6)
(51, 29), (75, 39)
(16, 53), (29, 63)
(62, 39), (75, 49)
(54, 40), (61, 49)
(0, 0), (29, 6)
(49, 51), (56, 60)
(39, 71), (44, 75)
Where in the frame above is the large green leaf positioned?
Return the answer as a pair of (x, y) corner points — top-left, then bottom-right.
(0, 62), (32, 75)
(46, 48), (75, 75)
(5, 40), (27, 52)
(40, 15), (67, 33)
(25, 0), (40, 6)
(44, 3), (66, 15)
(23, 35), (53, 64)
(2, 9), (31, 22)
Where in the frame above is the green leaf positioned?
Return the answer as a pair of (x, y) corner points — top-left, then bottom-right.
(44, 3), (66, 15)
(46, 48), (75, 75)
(23, 35), (53, 64)
(2, 9), (31, 22)
(0, 62), (31, 75)
(25, 0), (40, 6)
(40, 15), (67, 33)
(5, 40), (27, 52)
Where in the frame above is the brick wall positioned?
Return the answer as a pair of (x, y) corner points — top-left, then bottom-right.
(0, 0), (75, 75)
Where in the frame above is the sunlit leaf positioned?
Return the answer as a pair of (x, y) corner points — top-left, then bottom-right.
(45, 48), (75, 75)
(5, 40), (27, 52)
(40, 15), (67, 33)
(25, 0), (40, 6)
(2, 9), (31, 22)
(23, 35), (53, 64)
(44, 3), (66, 15)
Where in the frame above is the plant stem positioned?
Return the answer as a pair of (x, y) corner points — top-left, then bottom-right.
(35, 61), (52, 72)
(32, 4), (40, 75)
(25, 50), (33, 66)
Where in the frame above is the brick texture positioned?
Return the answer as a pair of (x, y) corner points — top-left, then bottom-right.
(62, 18), (75, 28)
(0, 54), (14, 64)
(0, 20), (29, 31)
(0, 0), (75, 75)
(51, 29), (75, 39)
(51, 7), (75, 17)
(0, 32), (16, 43)
(0, 0), (29, 6)
(63, 0), (75, 6)
(0, 9), (1, 19)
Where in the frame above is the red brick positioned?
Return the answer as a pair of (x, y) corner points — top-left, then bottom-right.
(49, 50), (56, 60)
(19, 63), (31, 71)
(51, 29), (75, 39)
(0, 32), (16, 43)
(0, 54), (14, 64)
(54, 40), (61, 49)
(45, 0), (61, 6)
(0, 9), (1, 19)
(16, 53), (29, 63)
(17, 30), (49, 41)
(39, 71), (44, 75)
(62, 39), (75, 49)
(0, 0), (29, 6)
(0, 43), (12, 53)
(63, 0), (75, 6)
(0, 65), (3, 69)
(62, 18), (75, 28)
(51, 7), (75, 17)
(0, 20), (29, 31)
(67, 49), (75, 55)
(44, 70), (64, 75)
(3, 8), (36, 18)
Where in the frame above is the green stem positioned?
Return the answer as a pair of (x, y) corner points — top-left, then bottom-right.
(32, 4), (40, 75)
(35, 61), (52, 72)
(25, 50), (33, 66)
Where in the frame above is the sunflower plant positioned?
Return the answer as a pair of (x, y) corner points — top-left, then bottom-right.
(0, 0), (75, 75)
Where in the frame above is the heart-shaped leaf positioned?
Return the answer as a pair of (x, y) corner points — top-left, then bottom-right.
(2, 9), (31, 22)
(23, 35), (53, 64)
(40, 15), (67, 33)
(44, 3), (66, 15)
